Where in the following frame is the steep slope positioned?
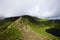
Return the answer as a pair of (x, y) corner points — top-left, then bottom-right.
(0, 16), (22, 40)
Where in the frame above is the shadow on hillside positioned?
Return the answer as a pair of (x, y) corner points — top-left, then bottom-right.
(46, 28), (60, 37)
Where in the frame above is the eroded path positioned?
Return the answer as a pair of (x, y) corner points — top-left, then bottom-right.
(21, 24), (46, 40)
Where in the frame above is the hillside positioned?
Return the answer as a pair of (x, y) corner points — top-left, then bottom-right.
(21, 15), (60, 40)
(0, 16), (22, 40)
(0, 15), (60, 40)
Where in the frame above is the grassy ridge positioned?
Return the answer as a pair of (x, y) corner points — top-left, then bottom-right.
(0, 15), (60, 40)
(21, 16), (60, 40)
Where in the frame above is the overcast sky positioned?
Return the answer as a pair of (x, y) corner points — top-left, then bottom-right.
(0, 0), (60, 19)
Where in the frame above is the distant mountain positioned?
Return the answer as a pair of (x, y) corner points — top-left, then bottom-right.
(46, 16), (60, 20)
(0, 17), (5, 19)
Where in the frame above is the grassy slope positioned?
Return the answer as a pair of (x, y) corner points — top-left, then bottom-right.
(29, 22), (60, 40)
(21, 16), (60, 40)
(0, 27), (21, 40)
(0, 17), (20, 32)
(0, 17), (22, 40)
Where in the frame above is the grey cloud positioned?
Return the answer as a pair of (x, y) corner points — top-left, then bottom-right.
(0, 0), (60, 19)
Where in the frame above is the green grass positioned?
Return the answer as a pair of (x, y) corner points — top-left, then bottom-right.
(0, 17), (19, 31)
(0, 19), (12, 32)
(0, 26), (22, 40)
(29, 22), (60, 40)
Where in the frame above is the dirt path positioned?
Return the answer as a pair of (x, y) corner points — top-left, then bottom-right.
(21, 25), (46, 40)
(10, 17), (51, 40)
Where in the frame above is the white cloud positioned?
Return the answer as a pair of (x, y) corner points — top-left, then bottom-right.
(27, 0), (60, 19)
(0, 0), (60, 19)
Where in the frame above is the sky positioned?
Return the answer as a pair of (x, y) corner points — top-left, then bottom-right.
(0, 0), (60, 19)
